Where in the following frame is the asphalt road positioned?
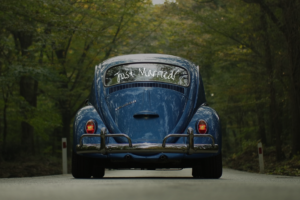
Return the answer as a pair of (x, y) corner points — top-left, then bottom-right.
(1, 168), (300, 200)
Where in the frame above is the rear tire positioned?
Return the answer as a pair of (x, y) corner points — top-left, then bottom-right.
(72, 152), (92, 178)
(192, 153), (222, 179)
(92, 159), (105, 178)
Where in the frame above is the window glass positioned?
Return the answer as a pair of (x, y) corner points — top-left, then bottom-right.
(105, 63), (189, 86)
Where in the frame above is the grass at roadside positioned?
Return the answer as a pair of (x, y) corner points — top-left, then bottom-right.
(224, 144), (300, 176)
(0, 156), (71, 178)
(1, 147), (300, 178)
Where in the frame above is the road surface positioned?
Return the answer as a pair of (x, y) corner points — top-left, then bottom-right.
(1, 168), (300, 200)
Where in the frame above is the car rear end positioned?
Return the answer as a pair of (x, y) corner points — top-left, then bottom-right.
(72, 54), (222, 178)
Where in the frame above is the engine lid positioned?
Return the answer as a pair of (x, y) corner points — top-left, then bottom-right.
(106, 87), (187, 143)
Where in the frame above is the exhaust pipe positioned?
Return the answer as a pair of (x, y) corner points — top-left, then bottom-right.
(159, 154), (168, 161)
(124, 154), (132, 160)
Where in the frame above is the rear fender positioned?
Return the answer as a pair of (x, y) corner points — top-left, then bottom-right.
(184, 106), (221, 149)
(73, 105), (107, 153)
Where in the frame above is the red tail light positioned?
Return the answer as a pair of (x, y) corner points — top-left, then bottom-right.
(85, 120), (96, 134)
(197, 120), (207, 134)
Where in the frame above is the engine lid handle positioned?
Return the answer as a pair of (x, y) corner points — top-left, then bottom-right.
(133, 110), (159, 118)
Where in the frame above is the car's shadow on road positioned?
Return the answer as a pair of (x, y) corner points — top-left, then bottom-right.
(71, 177), (225, 180)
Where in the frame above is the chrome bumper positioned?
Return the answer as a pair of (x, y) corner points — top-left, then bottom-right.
(76, 127), (219, 155)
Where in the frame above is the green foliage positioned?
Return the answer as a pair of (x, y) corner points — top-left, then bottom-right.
(0, 0), (163, 158)
(145, 0), (299, 162)
(0, 0), (299, 177)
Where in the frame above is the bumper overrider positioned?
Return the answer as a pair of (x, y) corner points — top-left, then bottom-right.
(76, 127), (219, 155)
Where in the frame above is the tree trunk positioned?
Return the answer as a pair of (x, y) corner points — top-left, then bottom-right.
(228, 119), (239, 151)
(260, 6), (284, 161)
(280, 0), (300, 155)
(221, 118), (232, 155)
(2, 97), (8, 154)
(55, 47), (72, 157)
(12, 30), (37, 155)
(254, 93), (267, 145)
(20, 76), (38, 155)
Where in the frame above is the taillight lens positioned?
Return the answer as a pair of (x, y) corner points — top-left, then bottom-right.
(197, 120), (207, 134)
(85, 120), (96, 134)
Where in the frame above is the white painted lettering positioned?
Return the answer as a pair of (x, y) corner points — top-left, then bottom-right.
(113, 67), (184, 84)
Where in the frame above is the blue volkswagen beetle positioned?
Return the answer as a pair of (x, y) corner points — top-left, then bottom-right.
(72, 54), (222, 178)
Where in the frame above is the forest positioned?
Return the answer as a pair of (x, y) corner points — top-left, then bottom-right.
(0, 0), (300, 177)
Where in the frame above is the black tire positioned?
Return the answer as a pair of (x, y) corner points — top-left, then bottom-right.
(72, 152), (92, 178)
(192, 153), (222, 179)
(92, 159), (105, 178)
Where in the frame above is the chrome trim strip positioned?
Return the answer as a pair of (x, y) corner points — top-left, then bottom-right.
(115, 100), (136, 111)
(76, 127), (218, 155)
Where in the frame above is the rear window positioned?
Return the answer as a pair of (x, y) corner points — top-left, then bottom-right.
(105, 63), (189, 87)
